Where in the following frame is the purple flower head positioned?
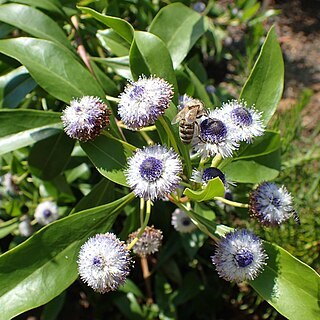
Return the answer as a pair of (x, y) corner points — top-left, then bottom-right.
(61, 96), (110, 141)
(127, 226), (163, 257)
(118, 75), (173, 130)
(249, 182), (299, 226)
(77, 233), (132, 293)
(211, 229), (267, 282)
(125, 145), (182, 201)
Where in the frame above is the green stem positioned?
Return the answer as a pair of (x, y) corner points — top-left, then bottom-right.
(140, 131), (154, 145)
(158, 116), (179, 154)
(211, 154), (222, 167)
(127, 200), (152, 251)
(140, 198), (145, 225)
(105, 95), (120, 103)
(214, 197), (249, 208)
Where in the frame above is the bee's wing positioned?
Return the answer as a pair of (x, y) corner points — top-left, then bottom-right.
(184, 107), (199, 123)
(171, 109), (185, 124)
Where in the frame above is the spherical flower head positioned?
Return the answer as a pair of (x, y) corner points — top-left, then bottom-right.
(34, 201), (59, 226)
(249, 182), (298, 226)
(171, 208), (197, 233)
(211, 229), (268, 283)
(127, 226), (163, 257)
(19, 216), (33, 237)
(194, 111), (239, 158)
(125, 145), (182, 201)
(78, 233), (132, 293)
(118, 75), (173, 130)
(216, 100), (265, 143)
(191, 167), (226, 186)
(61, 96), (110, 142)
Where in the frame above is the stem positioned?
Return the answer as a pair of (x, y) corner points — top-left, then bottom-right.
(214, 197), (249, 208)
(140, 257), (153, 304)
(105, 95), (120, 103)
(211, 153), (222, 167)
(71, 15), (94, 74)
(158, 116), (179, 154)
(127, 200), (152, 250)
(140, 198), (145, 226)
(140, 131), (154, 145)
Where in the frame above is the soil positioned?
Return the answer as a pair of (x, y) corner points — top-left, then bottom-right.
(270, 0), (320, 134)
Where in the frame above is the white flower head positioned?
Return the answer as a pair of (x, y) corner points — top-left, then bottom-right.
(125, 145), (182, 201)
(78, 233), (132, 293)
(34, 201), (59, 226)
(216, 100), (265, 143)
(211, 229), (268, 283)
(127, 226), (163, 257)
(194, 111), (239, 158)
(118, 75), (173, 130)
(249, 182), (299, 226)
(19, 216), (33, 237)
(171, 208), (197, 233)
(61, 96), (110, 141)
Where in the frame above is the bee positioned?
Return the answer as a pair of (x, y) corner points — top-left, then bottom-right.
(292, 210), (301, 225)
(171, 98), (206, 144)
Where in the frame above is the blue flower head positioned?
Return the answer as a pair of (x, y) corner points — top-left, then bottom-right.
(249, 181), (299, 226)
(211, 229), (267, 283)
(171, 208), (197, 233)
(61, 96), (110, 141)
(34, 201), (59, 226)
(125, 145), (182, 201)
(77, 233), (132, 293)
(194, 111), (239, 158)
(118, 75), (173, 130)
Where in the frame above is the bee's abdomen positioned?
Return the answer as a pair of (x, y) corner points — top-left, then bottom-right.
(179, 121), (194, 144)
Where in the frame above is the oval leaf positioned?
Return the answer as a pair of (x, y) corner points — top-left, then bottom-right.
(0, 4), (72, 49)
(184, 177), (225, 202)
(0, 66), (37, 108)
(0, 192), (135, 319)
(129, 31), (178, 99)
(0, 109), (62, 155)
(80, 134), (133, 187)
(240, 26), (284, 123)
(0, 37), (104, 103)
(149, 3), (209, 69)
(9, 0), (64, 16)
(28, 132), (75, 180)
(78, 6), (134, 44)
(251, 242), (320, 320)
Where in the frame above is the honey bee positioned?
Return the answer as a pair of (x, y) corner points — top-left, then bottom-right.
(171, 97), (206, 144)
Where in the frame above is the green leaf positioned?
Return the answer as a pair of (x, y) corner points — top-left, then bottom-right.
(235, 130), (281, 160)
(0, 4), (72, 49)
(93, 56), (131, 79)
(81, 134), (133, 187)
(251, 242), (320, 320)
(72, 178), (115, 214)
(240, 26), (284, 123)
(0, 109), (62, 155)
(97, 29), (130, 57)
(0, 66), (37, 108)
(9, 0), (65, 16)
(149, 3), (209, 69)
(0, 37), (104, 103)
(129, 31), (178, 99)
(78, 6), (134, 44)
(28, 132), (75, 180)
(0, 192), (135, 319)
(184, 177), (225, 202)
(223, 159), (279, 183)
